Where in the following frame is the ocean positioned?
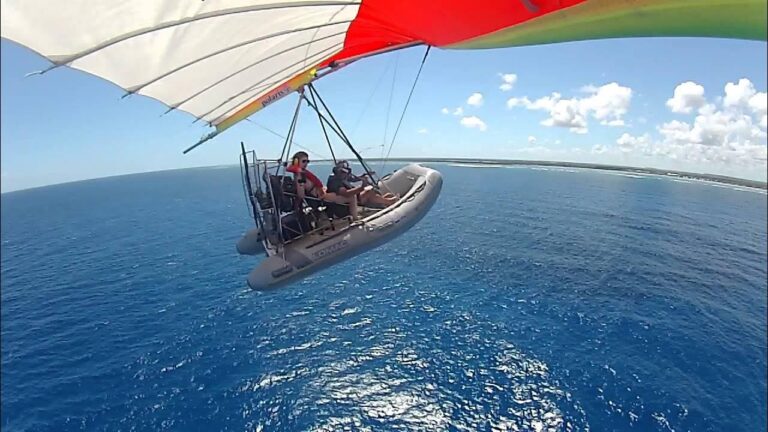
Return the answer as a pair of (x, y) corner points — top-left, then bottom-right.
(2, 163), (766, 431)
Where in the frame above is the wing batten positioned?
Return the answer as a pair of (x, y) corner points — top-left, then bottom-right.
(127, 20), (352, 99)
(168, 30), (348, 112)
(34, 2), (361, 69)
(207, 43), (343, 125)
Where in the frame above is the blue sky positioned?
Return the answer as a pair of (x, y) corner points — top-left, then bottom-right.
(1, 36), (766, 192)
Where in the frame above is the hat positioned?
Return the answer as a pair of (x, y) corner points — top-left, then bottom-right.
(333, 160), (351, 174)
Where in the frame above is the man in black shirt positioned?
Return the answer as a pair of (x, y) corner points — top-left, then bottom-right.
(326, 169), (356, 195)
(327, 161), (398, 210)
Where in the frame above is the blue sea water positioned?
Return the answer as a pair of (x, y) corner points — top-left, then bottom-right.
(1, 163), (766, 431)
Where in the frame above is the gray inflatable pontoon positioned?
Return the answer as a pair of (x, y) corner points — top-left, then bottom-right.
(236, 162), (442, 290)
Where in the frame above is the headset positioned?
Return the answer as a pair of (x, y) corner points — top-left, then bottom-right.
(290, 151), (308, 167)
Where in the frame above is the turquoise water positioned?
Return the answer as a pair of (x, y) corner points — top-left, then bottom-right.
(2, 164), (766, 431)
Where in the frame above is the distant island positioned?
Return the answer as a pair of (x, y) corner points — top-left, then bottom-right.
(356, 158), (767, 190)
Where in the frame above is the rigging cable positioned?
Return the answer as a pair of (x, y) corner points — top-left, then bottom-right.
(349, 55), (395, 139)
(381, 45), (431, 171)
(277, 91), (304, 176)
(306, 88), (337, 164)
(245, 118), (330, 160)
(380, 52), (399, 165)
(306, 83), (377, 182)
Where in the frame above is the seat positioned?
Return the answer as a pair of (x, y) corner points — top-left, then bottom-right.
(324, 201), (349, 218)
(267, 174), (295, 212)
(280, 212), (305, 241)
(264, 172), (353, 240)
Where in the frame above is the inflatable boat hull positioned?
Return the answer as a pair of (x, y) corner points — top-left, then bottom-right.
(242, 163), (442, 290)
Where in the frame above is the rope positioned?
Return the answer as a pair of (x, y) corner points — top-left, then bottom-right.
(380, 52), (399, 164)
(306, 89), (337, 163)
(381, 46), (430, 170)
(357, 144), (384, 154)
(306, 83), (377, 183)
(277, 92), (303, 177)
(349, 56), (394, 138)
(246, 118), (330, 160)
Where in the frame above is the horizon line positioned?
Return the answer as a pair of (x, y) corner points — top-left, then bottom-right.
(2, 157), (766, 195)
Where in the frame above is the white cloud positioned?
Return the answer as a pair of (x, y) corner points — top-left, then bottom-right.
(666, 81), (706, 114)
(528, 135), (537, 145)
(467, 93), (484, 107)
(499, 73), (518, 91)
(441, 107), (463, 116)
(591, 144), (607, 154)
(541, 99), (588, 133)
(506, 83), (632, 133)
(417, 128), (428, 134)
(460, 116), (487, 131)
(617, 133), (652, 153)
(748, 92), (767, 115)
(657, 120), (692, 146)
(531, 93), (561, 111)
(581, 82), (632, 123)
(748, 92), (767, 128)
(507, 96), (531, 109)
(616, 79), (767, 168)
(724, 78), (757, 108)
(749, 145), (768, 161)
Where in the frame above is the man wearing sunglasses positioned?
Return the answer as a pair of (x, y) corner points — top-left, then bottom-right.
(327, 160), (398, 210)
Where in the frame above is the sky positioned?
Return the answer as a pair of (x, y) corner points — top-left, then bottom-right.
(1, 36), (766, 193)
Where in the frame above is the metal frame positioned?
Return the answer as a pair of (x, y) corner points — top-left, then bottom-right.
(240, 146), (357, 258)
(237, 83), (385, 256)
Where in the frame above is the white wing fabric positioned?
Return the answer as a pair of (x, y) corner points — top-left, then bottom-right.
(1, 0), (359, 126)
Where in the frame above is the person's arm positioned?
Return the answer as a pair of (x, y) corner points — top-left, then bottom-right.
(337, 184), (364, 197)
(356, 171), (376, 185)
(351, 173), (368, 185)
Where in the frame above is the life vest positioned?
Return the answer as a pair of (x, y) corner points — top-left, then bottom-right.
(286, 164), (323, 191)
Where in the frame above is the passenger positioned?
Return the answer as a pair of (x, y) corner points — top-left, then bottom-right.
(286, 151), (322, 200)
(286, 151), (359, 218)
(337, 160), (398, 201)
(328, 160), (398, 209)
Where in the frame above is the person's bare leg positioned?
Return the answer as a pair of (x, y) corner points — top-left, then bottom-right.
(360, 190), (396, 207)
(358, 189), (375, 204)
(375, 194), (397, 207)
(348, 194), (359, 219)
(325, 192), (357, 219)
(333, 193), (359, 219)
